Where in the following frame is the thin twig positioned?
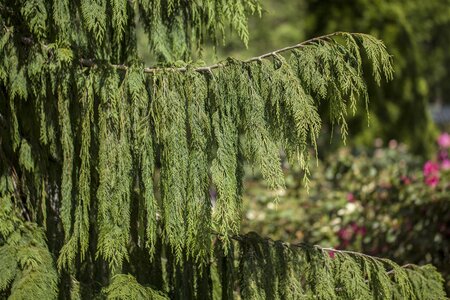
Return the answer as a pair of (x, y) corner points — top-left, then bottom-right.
(320, 246), (380, 260)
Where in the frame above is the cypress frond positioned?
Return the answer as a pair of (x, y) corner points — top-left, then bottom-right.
(404, 265), (447, 300)
(184, 70), (212, 264)
(0, 245), (17, 291)
(357, 33), (394, 84)
(333, 252), (372, 299)
(241, 63), (285, 192)
(74, 70), (94, 261)
(210, 66), (242, 249)
(52, 0), (70, 42)
(0, 197), (58, 299)
(127, 67), (158, 256)
(304, 245), (336, 299)
(103, 274), (168, 300)
(80, 0), (107, 44)
(110, 0), (128, 45)
(20, 0), (48, 39)
(58, 72), (95, 270)
(56, 77), (74, 245)
(273, 241), (304, 299)
(18, 140), (35, 173)
(96, 69), (133, 270)
(151, 72), (189, 262)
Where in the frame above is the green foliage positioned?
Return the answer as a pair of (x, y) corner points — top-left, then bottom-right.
(184, 70), (212, 263)
(103, 274), (168, 299)
(0, 197), (58, 299)
(0, 0), (446, 298)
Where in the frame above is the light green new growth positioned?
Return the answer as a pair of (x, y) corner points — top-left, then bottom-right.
(0, 0), (445, 298)
(103, 274), (168, 299)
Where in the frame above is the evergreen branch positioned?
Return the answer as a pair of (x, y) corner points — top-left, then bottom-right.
(18, 31), (365, 74)
(225, 231), (420, 279)
(230, 232), (412, 272)
(137, 32), (342, 73)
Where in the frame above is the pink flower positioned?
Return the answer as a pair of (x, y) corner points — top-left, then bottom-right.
(438, 133), (450, 149)
(424, 175), (439, 187)
(346, 193), (355, 203)
(441, 159), (450, 170)
(328, 251), (335, 259)
(423, 161), (439, 176)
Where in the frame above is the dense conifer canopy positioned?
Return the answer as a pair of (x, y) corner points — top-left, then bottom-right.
(0, 0), (446, 298)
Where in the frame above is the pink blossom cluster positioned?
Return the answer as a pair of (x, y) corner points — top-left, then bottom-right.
(422, 133), (450, 187)
(438, 133), (450, 170)
(423, 161), (440, 187)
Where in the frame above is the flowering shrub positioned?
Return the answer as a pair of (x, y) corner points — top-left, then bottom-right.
(423, 161), (440, 187)
(423, 132), (450, 187)
(242, 134), (450, 292)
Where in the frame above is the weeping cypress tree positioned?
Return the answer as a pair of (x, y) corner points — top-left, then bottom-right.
(0, 0), (446, 299)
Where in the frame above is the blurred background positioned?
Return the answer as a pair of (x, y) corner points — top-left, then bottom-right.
(138, 0), (450, 292)
(217, 0), (450, 293)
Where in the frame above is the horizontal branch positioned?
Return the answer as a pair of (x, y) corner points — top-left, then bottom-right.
(229, 234), (428, 292)
(228, 232), (417, 275)
(16, 30), (351, 74)
(100, 32), (342, 73)
(320, 246), (382, 260)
